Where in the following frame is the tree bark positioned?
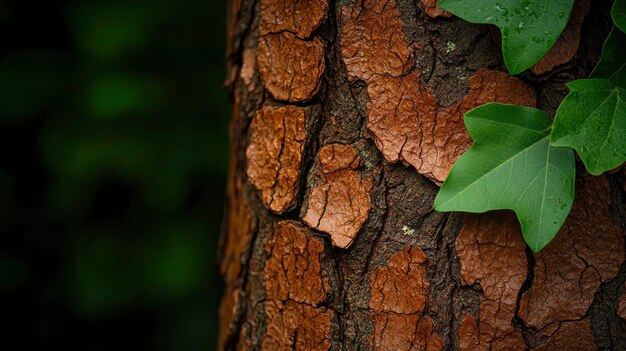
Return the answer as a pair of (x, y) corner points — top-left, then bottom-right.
(219, 0), (626, 349)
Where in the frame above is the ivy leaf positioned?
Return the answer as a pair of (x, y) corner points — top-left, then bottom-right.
(612, 0), (626, 34)
(550, 79), (626, 175)
(434, 103), (575, 252)
(438, 0), (574, 75)
(590, 26), (626, 84)
(555, 28), (626, 175)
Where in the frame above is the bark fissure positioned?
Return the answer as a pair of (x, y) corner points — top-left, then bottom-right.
(220, 0), (626, 350)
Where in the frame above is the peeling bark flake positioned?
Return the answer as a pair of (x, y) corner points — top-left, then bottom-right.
(519, 175), (625, 340)
(262, 301), (333, 351)
(530, 320), (596, 351)
(240, 47), (256, 90)
(366, 68), (536, 184)
(458, 314), (479, 351)
(246, 105), (309, 214)
(338, 0), (414, 82)
(531, 0), (590, 75)
(369, 246), (443, 350)
(419, 0), (452, 18)
(257, 32), (325, 102)
(264, 221), (330, 305)
(262, 221), (333, 350)
(456, 212), (527, 350)
(302, 144), (373, 249)
(259, 0), (329, 39)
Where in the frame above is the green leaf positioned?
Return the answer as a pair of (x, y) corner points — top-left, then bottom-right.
(438, 0), (574, 75)
(551, 79), (626, 175)
(590, 26), (626, 85)
(434, 103), (575, 252)
(612, 0), (626, 34)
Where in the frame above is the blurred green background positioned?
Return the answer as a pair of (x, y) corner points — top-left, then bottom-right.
(0, 0), (229, 349)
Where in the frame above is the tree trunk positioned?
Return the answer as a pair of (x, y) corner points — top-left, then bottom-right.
(218, 0), (626, 349)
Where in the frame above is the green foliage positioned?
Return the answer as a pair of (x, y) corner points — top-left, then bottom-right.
(591, 26), (626, 80)
(551, 24), (626, 176)
(0, 52), (70, 122)
(86, 75), (166, 118)
(438, 0), (574, 75)
(434, 0), (626, 251)
(612, 0), (626, 34)
(69, 0), (172, 62)
(70, 220), (210, 316)
(0, 0), (228, 348)
(434, 104), (575, 252)
(551, 79), (626, 175)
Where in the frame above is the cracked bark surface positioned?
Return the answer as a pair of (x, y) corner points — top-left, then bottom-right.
(456, 212), (527, 350)
(419, 0), (451, 19)
(246, 105), (312, 213)
(220, 0), (626, 349)
(259, 0), (329, 39)
(262, 221), (334, 350)
(364, 69), (536, 184)
(530, 0), (590, 75)
(338, 0), (413, 82)
(369, 246), (445, 350)
(257, 32), (325, 102)
(518, 175), (625, 342)
(301, 143), (373, 249)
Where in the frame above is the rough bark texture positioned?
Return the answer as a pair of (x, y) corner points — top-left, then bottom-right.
(220, 0), (626, 349)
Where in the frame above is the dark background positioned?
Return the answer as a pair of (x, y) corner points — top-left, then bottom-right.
(0, 0), (229, 349)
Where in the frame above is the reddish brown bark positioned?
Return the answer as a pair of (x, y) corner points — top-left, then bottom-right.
(531, 0), (590, 75)
(220, 0), (626, 349)
(246, 105), (310, 213)
(456, 212), (528, 350)
(301, 143), (373, 249)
